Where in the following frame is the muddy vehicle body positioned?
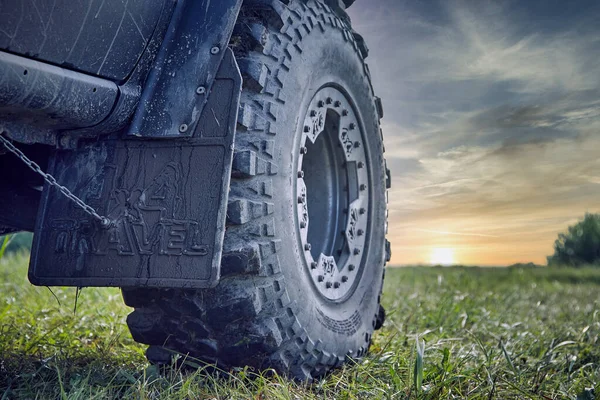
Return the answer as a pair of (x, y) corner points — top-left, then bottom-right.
(0, 0), (390, 379)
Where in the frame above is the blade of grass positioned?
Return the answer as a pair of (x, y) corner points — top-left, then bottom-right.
(55, 365), (68, 400)
(500, 339), (519, 377)
(414, 336), (424, 393)
(0, 234), (12, 259)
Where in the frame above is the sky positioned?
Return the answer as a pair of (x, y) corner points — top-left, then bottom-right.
(348, 0), (600, 266)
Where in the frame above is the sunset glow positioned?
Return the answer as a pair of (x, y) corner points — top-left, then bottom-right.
(430, 248), (455, 266)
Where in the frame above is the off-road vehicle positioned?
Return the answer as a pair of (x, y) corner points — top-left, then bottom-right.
(0, 0), (390, 379)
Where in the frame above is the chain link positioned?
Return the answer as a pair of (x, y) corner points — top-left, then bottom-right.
(0, 133), (110, 227)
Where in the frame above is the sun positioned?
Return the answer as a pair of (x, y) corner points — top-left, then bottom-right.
(430, 248), (455, 266)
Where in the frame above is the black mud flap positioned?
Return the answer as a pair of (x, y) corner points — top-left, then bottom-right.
(28, 49), (241, 289)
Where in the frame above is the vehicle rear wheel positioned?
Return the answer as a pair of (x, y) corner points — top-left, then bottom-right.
(123, 0), (390, 380)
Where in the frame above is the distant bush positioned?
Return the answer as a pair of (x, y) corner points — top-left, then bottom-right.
(547, 213), (600, 267)
(0, 232), (33, 255)
(508, 262), (539, 268)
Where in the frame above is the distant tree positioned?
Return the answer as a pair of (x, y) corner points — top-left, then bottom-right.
(547, 213), (600, 267)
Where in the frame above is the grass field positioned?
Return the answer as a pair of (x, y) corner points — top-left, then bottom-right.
(0, 252), (598, 399)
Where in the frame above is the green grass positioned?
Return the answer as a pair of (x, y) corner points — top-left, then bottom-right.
(1, 252), (599, 399)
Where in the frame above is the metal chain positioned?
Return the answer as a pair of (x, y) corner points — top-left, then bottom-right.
(0, 133), (110, 227)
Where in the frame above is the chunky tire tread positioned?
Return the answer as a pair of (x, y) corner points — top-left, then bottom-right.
(125, 0), (389, 380)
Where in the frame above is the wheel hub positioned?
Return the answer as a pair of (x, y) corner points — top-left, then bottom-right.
(296, 87), (369, 301)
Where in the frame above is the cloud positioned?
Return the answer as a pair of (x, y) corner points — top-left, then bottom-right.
(414, 229), (499, 238)
(398, 135), (600, 210)
(444, 2), (600, 93)
(352, 0), (600, 131)
(348, 1), (600, 265)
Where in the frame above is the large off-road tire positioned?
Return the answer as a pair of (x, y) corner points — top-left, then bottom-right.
(123, 0), (391, 380)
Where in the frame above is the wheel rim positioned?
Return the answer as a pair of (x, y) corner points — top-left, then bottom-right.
(296, 86), (369, 302)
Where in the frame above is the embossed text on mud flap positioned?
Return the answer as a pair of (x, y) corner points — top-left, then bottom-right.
(29, 140), (230, 288)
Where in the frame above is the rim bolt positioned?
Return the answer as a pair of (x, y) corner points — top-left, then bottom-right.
(357, 229), (364, 236)
(317, 100), (324, 108)
(326, 282), (332, 288)
(318, 275), (324, 282)
(305, 243), (312, 251)
(304, 125), (310, 132)
(300, 146), (307, 154)
(359, 208), (366, 215)
(298, 196), (304, 203)
(311, 261), (318, 269)
(341, 276), (348, 282)
(342, 109), (348, 116)
(298, 171), (304, 178)
(334, 100), (341, 107)
(360, 184), (366, 191)
(300, 221), (306, 228)
(358, 161), (364, 168)
(310, 110), (317, 117)
(334, 282), (340, 288)
(349, 123), (356, 130)
(348, 264), (355, 271)
(354, 141), (361, 148)
(326, 97), (333, 104)
(354, 248), (361, 255)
